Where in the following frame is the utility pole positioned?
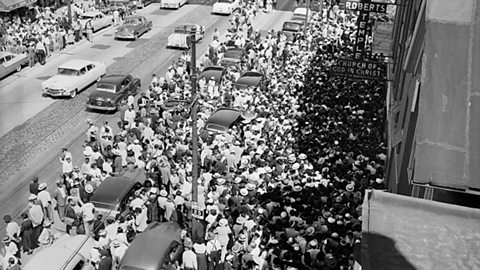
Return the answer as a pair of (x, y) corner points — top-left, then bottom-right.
(189, 26), (204, 243)
(304, 0), (310, 36)
(67, 0), (72, 26)
(190, 26), (199, 204)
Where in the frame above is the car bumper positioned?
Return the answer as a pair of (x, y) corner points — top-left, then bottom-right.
(115, 32), (135, 39)
(161, 2), (178, 8)
(212, 8), (231, 14)
(86, 104), (117, 111)
(43, 89), (69, 97)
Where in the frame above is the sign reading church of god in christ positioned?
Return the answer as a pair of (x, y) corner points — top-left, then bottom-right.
(331, 59), (387, 81)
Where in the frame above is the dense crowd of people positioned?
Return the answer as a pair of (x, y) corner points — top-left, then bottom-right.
(0, 0), (387, 269)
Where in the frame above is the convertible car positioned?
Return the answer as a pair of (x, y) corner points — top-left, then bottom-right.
(42, 59), (107, 98)
(160, 0), (188, 9)
(115, 15), (152, 40)
(86, 74), (141, 111)
(78, 11), (113, 33)
(282, 21), (303, 41)
(219, 47), (244, 68)
(167, 24), (204, 49)
(212, 0), (239, 15)
(0, 51), (28, 79)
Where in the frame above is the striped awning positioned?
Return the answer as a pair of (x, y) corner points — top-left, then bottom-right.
(0, 0), (36, 12)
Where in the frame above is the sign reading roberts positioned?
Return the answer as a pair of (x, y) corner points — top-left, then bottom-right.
(345, 1), (388, 13)
(331, 59), (386, 80)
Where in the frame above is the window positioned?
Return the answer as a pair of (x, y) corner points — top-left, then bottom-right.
(0, 57), (5, 64)
(80, 67), (87, 75)
(86, 64), (94, 71)
(5, 55), (13, 61)
(72, 260), (85, 270)
(123, 77), (132, 87)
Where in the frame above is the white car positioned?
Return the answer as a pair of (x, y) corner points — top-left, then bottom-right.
(23, 235), (95, 270)
(292, 7), (314, 22)
(160, 0), (187, 9)
(78, 11), (113, 33)
(212, 0), (239, 15)
(42, 59), (107, 98)
(167, 24), (204, 49)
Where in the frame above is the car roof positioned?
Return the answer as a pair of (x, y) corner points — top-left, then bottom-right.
(98, 74), (129, 85)
(81, 11), (103, 16)
(23, 235), (93, 270)
(206, 107), (243, 131)
(58, 59), (99, 70)
(0, 51), (15, 58)
(120, 222), (182, 270)
(224, 48), (244, 58)
(90, 177), (138, 207)
(200, 66), (226, 83)
(293, 7), (311, 15)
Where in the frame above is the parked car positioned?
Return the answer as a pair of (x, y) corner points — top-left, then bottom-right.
(160, 0), (187, 9)
(42, 59), (106, 98)
(282, 20), (303, 41)
(235, 71), (265, 90)
(119, 222), (183, 270)
(86, 74), (140, 111)
(103, 1), (134, 14)
(167, 23), (204, 49)
(90, 176), (143, 218)
(0, 51), (28, 79)
(203, 107), (244, 134)
(78, 11), (113, 33)
(292, 7), (314, 22)
(212, 0), (239, 15)
(132, 0), (154, 8)
(219, 48), (245, 68)
(198, 66), (226, 85)
(23, 235), (95, 270)
(115, 15), (152, 40)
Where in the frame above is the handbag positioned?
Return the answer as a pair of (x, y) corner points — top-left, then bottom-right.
(64, 217), (75, 226)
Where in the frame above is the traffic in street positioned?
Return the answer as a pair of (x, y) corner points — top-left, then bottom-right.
(0, 0), (388, 269)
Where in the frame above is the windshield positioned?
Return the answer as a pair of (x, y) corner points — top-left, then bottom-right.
(96, 83), (116, 93)
(224, 50), (243, 59)
(124, 19), (139, 24)
(57, 68), (79, 76)
(79, 14), (94, 20)
(218, 0), (231, 3)
(283, 22), (301, 30)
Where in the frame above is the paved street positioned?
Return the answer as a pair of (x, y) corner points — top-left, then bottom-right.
(0, 0), (295, 258)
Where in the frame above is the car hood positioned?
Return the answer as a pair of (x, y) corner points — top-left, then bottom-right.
(43, 75), (77, 89)
(89, 91), (116, 100)
(213, 2), (231, 7)
(117, 25), (137, 32)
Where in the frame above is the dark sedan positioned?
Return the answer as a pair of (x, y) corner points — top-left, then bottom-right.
(90, 176), (143, 218)
(219, 48), (245, 68)
(119, 222), (183, 270)
(235, 71), (265, 90)
(282, 21), (303, 41)
(115, 15), (152, 40)
(204, 107), (243, 134)
(199, 66), (226, 85)
(86, 74), (140, 111)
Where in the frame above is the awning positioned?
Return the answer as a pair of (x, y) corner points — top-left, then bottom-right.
(0, 0), (36, 12)
(361, 190), (480, 270)
(415, 0), (480, 190)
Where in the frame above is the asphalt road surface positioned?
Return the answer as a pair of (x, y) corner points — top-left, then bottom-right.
(0, 0), (297, 261)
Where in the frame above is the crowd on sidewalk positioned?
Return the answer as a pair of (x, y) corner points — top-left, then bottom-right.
(0, 3), (95, 66)
(0, 0), (387, 269)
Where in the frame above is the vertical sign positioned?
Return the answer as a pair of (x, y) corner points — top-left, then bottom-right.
(354, 11), (369, 59)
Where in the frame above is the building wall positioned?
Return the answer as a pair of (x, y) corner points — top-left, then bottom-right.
(386, 0), (424, 195)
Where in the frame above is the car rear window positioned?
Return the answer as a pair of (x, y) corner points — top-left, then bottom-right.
(97, 83), (116, 93)
(58, 68), (79, 76)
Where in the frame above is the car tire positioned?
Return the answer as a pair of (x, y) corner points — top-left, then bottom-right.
(70, 89), (77, 98)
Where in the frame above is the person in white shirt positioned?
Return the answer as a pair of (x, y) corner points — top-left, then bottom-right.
(181, 243), (197, 270)
(37, 183), (53, 222)
(134, 207), (148, 232)
(81, 199), (95, 235)
(3, 215), (20, 244)
(110, 240), (128, 268)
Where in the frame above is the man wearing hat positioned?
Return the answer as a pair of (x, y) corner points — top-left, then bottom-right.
(80, 196), (95, 235)
(27, 194), (44, 242)
(182, 237), (197, 270)
(38, 220), (54, 247)
(85, 119), (98, 143)
(53, 179), (67, 221)
(98, 249), (113, 270)
(4, 215), (20, 248)
(29, 176), (40, 195)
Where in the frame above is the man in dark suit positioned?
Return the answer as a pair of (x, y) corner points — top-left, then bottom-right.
(64, 198), (78, 235)
(29, 177), (39, 195)
(98, 249), (113, 270)
(53, 179), (67, 221)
